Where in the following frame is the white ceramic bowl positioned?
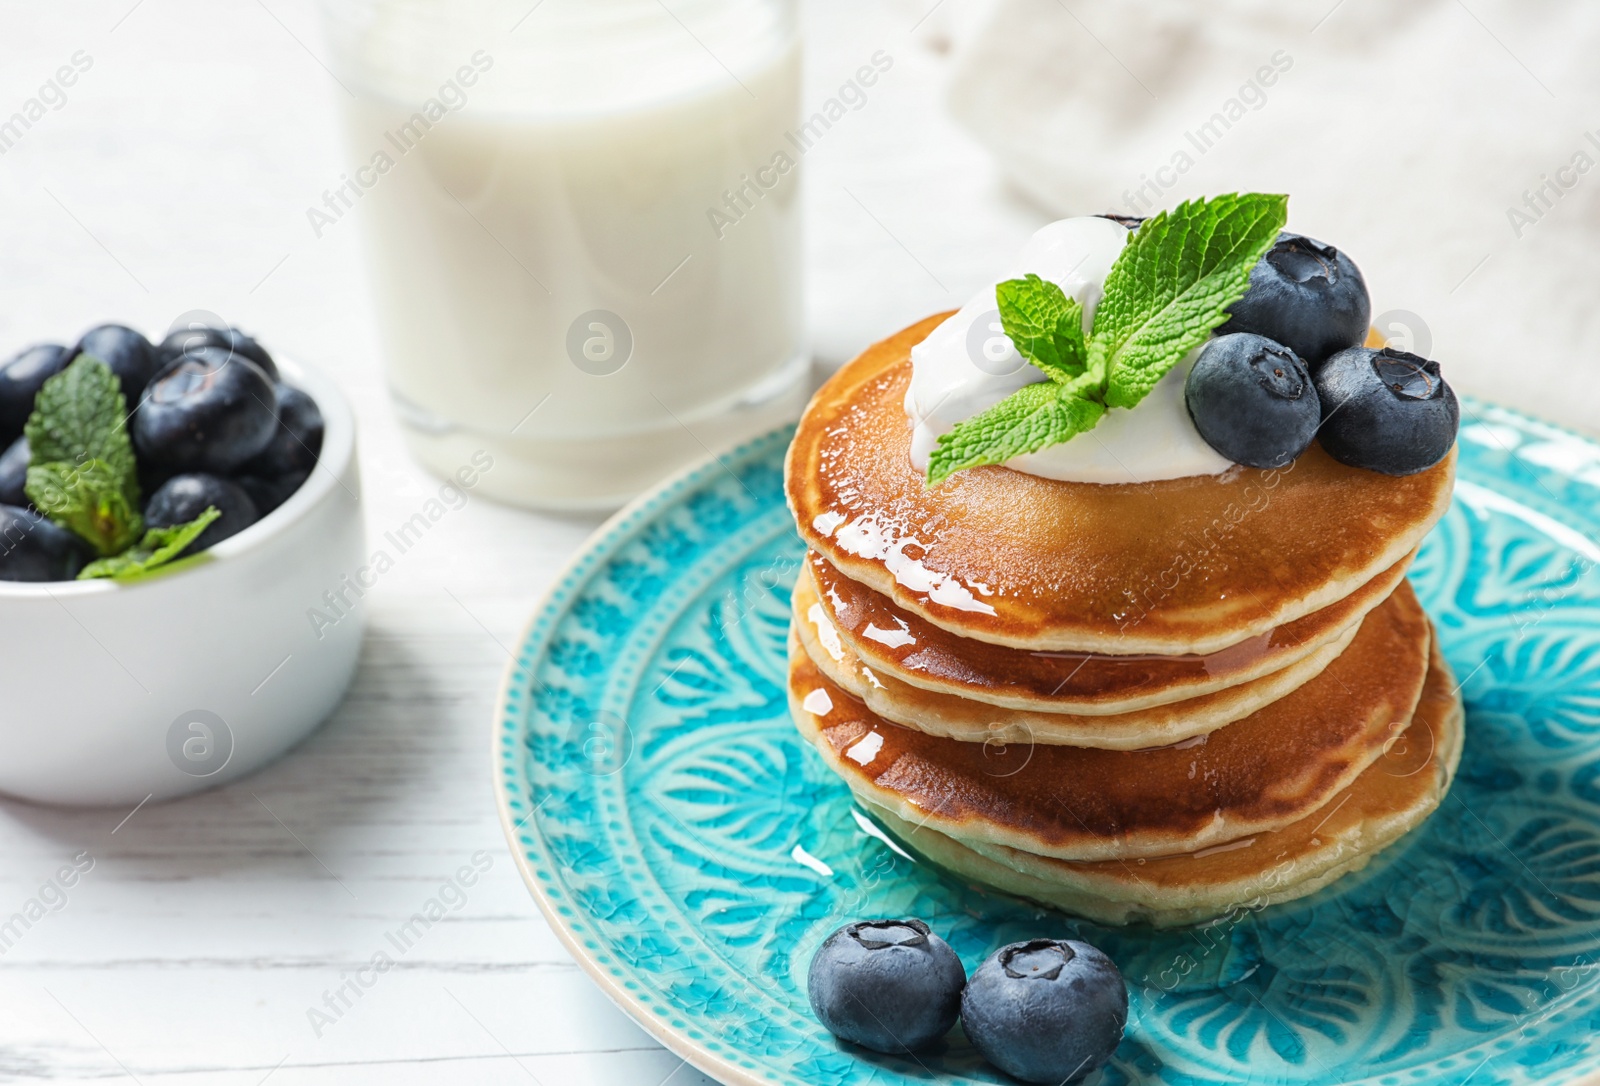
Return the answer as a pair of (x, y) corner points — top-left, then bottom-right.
(0, 358), (365, 807)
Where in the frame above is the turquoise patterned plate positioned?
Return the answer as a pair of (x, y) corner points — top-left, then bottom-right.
(495, 403), (1600, 1086)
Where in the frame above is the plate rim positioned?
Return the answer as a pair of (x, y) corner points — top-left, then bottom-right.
(492, 425), (793, 1086)
(493, 401), (1600, 1086)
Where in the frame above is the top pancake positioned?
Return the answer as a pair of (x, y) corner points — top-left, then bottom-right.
(785, 313), (1456, 655)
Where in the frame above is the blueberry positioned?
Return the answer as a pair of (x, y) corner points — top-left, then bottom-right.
(0, 504), (92, 581)
(236, 470), (309, 516)
(1219, 232), (1370, 365)
(146, 473), (260, 554)
(808, 918), (966, 1054)
(1185, 333), (1320, 468)
(159, 325), (278, 381)
(73, 324), (160, 405)
(138, 458), (177, 505)
(961, 939), (1127, 1085)
(0, 435), (28, 508)
(134, 347), (278, 473)
(0, 344), (70, 443)
(241, 383), (323, 478)
(233, 383), (319, 515)
(1314, 346), (1459, 475)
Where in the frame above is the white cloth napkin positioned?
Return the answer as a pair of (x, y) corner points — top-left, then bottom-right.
(944, 0), (1600, 436)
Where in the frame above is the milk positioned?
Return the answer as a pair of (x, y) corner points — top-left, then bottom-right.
(323, 0), (806, 509)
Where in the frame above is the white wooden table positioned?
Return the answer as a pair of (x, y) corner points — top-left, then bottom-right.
(8, 1), (1587, 1082)
(0, 2), (1039, 1081)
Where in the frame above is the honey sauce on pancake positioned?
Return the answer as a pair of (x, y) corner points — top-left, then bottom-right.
(866, 641), (1462, 928)
(806, 548), (1412, 710)
(793, 571), (1359, 749)
(788, 581), (1433, 861)
(786, 313), (1456, 655)
(857, 647), (1459, 928)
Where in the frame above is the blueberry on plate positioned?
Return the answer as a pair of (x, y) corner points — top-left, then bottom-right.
(0, 343), (71, 442)
(1219, 232), (1370, 365)
(159, 325), (279, 381)
(241, 383), (323, 478)
(134, 347), (279, 473)
(961, 939), (1127, 1085)
(73, 324), (161, 405)
(146, 474), (260, 554)
(808, 918), (966, 1054)
(0, 435), (28, 508)
(1186, 333), (1320, 468)
(1314, 346), (1460, 475)
(0, 504), (93, 581)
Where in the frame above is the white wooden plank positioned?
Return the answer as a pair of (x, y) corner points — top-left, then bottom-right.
(0, 0), (985, 1082)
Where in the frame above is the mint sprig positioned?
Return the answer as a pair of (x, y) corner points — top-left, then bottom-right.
(26, 459), (143, 555)
(79, 507), (220, 580)
(25, 353), (139, 508)
(22, 354), (217, 578)
(925, 193), (1288, 485)
(1094, 193), (1289, 408)
(994, 273), (1087, 380)
(926, 378), (1106, 480)
(23, 356), (145, 555)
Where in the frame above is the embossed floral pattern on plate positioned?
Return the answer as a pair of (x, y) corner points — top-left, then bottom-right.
(497, 404), (1600, 1086)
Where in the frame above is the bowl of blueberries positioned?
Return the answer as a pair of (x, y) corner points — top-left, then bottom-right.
(0, 319), (365, 806)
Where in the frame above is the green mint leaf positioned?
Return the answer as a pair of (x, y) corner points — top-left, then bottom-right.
(996, 273), (1088, 381)
(1093, 192), (1287, 410)
(24, 354), (140, 508)
(79, 507), (220, 580)
(924, 192), (1291, 486)
(25, 459), (144, 556)
(926, 377), (1105, 485)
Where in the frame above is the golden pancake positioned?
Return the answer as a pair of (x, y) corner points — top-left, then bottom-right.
(859, 643), (1462, 926)
(805, 549), (1412, 715)
(784, 313), (1456, 655)
(788, 582), (1431, 861)
(794, 568), (1361, 749)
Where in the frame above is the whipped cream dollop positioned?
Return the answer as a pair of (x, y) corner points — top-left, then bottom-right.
(905, 216), (1235, 484)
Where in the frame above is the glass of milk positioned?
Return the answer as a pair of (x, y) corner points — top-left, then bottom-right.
(321, 0), (806, 509)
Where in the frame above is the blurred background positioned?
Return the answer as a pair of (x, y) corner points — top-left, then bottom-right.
(1, 0), (1596, 1081)
(4, 0), (1598, 438)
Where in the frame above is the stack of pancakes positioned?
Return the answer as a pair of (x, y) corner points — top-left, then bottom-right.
(784, 316), (1463, 927)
